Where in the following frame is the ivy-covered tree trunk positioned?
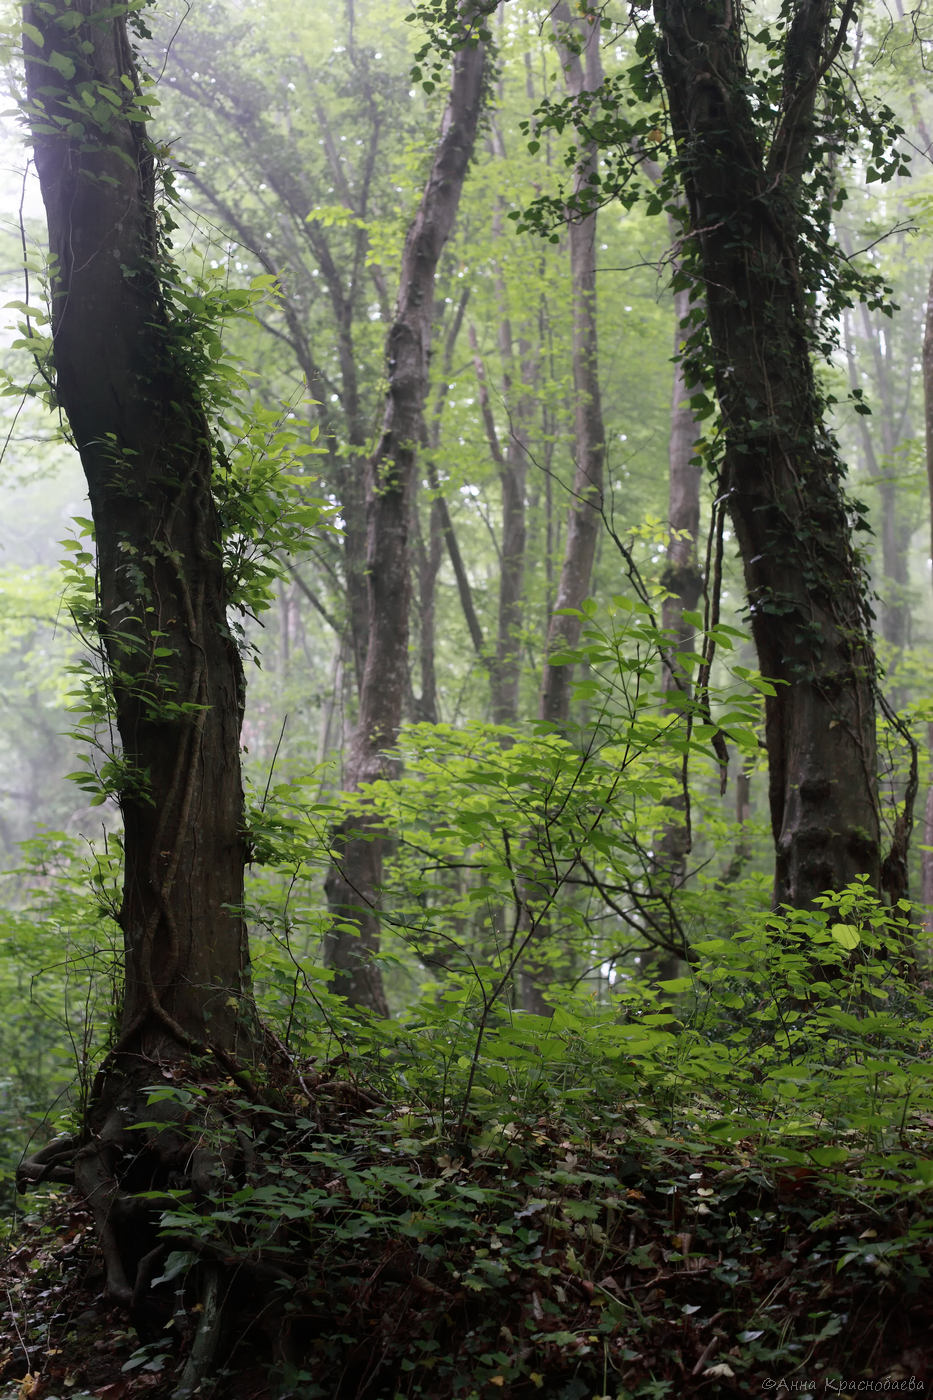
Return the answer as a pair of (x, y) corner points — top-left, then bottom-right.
(653, 0), (882, 907)
(323, 7), (490, 1011)
(21, 0), (255, 1305)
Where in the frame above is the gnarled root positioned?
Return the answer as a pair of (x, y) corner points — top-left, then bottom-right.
(172, 1264), (225, 1400)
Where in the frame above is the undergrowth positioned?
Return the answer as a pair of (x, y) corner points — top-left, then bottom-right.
(3, 882), (932, 1399)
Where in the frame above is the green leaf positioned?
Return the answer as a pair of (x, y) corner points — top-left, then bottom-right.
(48, 49), (76, 79)
(830, 923), (860, 950)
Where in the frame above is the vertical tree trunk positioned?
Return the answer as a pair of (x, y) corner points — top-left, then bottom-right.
(539, 5), (606, 729)
(922, 269), (933, 934)
(23, 0), (255, 1302)
(467, 316), (532, 725)
(843, 301), (912, 667)
(653, 0), (881, 908)
(656, 285), (703, 889)
(519, 4), (605, 1013)
(324, 8), (490, 1011)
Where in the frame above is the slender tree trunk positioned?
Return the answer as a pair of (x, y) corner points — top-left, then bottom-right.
(414, 496), (442, 723)
(654, 0), (881, 908)
(22, 0), (255, 1304)
(842, 300), (912, 666)
(518, 5), (605, 1013)
(467, 318), (531, 724)
(324, 9), (490, 1011)
(656, 286), (703, 888)
(922, 269), (933, 935)
(539, 6), (606, 729)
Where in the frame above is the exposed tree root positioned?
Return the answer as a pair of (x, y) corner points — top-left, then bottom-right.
(172, 1264), (224, 1400)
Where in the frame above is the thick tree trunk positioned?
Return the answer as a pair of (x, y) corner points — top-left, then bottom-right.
(324, 9), (489, 1010)
(654, 0), (881, 908)
(22, 0), (255, 1305)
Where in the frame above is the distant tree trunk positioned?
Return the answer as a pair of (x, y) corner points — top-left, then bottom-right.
(922, 268), (933, 935)
(519, 3), (605, 1013)
(467, 317), (531, 725)
(167, 38), (376, 697)
(485, 114), (535, 727)
(656, 286), (703, 889)
(22, 0), (255, 1304)
(843, 303), (912, 671)
(654, 0), (881, 908)
(414, 496), (442, 723)
(539, 5), (606, 729)
(323, 9), (490, 1011)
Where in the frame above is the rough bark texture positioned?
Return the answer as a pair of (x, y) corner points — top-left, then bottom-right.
(654, 0), (881, 908)
(22, 0), (255, 1306)
(25, 0), (251, 1056)
(324, 14), (489, 1010)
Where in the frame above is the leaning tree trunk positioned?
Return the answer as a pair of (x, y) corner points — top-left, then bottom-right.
(323, 6), (491, 1011)
(21, 0), (255, 1304)
(653, 0), (881, 908)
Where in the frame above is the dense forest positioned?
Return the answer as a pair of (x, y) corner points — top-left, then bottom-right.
(1, 0), (933, 1395)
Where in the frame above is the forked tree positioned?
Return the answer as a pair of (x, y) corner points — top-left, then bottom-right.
(323, 0), (494, 1011)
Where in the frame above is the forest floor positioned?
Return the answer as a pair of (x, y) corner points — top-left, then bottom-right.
(1, 1102), (931, 1400)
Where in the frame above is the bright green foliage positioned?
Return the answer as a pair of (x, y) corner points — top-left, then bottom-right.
(15, 877), (924, 1392)
(0, 831), (120, 1213)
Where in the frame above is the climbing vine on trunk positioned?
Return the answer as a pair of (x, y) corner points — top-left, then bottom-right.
(20, 0), (261, 1313)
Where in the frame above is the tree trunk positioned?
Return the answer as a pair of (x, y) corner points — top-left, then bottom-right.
(656, 285), (703, 889)
(324, 8), (490, 1011)
(842, 301), (912, 669)
(653, 0), (881, 908)
(22, 0), (255, 1304)
(519, 4), (605, 1013)
(539, 5), (606, 729)
(922, 269), (933, 935)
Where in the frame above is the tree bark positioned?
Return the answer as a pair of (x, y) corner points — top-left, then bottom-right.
(656, 285), (703, 890)
(653, 0), (881, 908)
(539, 4), (606, 729)
(922, 269), (933, 935)
(22, 0), (255, 1303)
(518, 4), (605, 1013)
(323, 8), (490, 1011)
